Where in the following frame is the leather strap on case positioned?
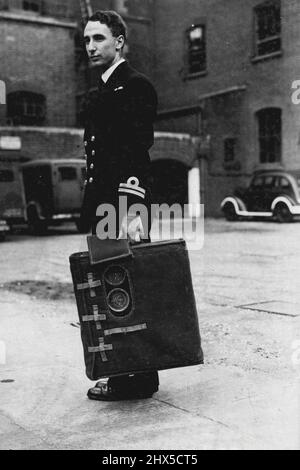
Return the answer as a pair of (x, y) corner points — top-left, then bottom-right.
(104, 324), (148, 336)
(87, 235), (133, 265)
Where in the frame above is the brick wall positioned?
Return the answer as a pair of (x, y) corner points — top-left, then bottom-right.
(153, 0), (300, 216)
(0, 15), (77, 127)
(0, 3), (80, 164)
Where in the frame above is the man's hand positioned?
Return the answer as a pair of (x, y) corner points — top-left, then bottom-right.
(118, 214), (145, 242)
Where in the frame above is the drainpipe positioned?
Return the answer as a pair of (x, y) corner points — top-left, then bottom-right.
(187, 109), (205, 217)
(188, 164), (201, 217)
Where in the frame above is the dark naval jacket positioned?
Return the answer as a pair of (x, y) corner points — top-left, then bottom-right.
(79, 61), (158, 234)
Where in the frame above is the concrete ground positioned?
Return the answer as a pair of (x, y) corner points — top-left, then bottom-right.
(0, 219), (299, 450)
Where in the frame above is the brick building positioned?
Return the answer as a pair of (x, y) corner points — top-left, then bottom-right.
(0, 0), (85, 161)
(152, 0), (300, 215)
(0, 0), (154, 164)
(1, 0), (299, 216)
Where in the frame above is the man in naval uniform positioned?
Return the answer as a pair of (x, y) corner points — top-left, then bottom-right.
(79, 10), (159, 401)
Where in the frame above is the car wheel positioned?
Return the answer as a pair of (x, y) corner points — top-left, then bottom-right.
(223, 203), (238, 221)
(274, 203), (293, 223)
(0, 232), (6, 242)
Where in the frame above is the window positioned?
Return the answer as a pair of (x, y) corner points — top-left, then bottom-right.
(186, 24), (206, 74)
(264, 175), (275, 187)
(22, 0), (41, 13)
(58, 167), (77, 181)
(279, 177), (292, 190)
(257, 108), (281, 163)
(0, 170), (14, 183)
(7, 91), (46, 126)
(42, 0), (69, 19)
(252, 176), (264, 187)
(1, 0), (71, 19)
(224, 138), (236, 162)
(0, 1), (9, 12)
(254, 0), (281, 57)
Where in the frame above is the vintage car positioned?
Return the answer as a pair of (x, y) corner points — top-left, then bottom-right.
(221, 169), (300, 223)
(0, 158), (86, 234)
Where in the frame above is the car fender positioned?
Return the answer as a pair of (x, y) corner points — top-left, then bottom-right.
(271, 196), (295, 212)
(221, 196), (247, 213)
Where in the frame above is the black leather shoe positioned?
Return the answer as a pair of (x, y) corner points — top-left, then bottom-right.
(107, 372), (159, 394)
(87, 382), (156, 401)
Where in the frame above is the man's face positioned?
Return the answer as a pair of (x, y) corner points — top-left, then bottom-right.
(84, 21), (123, 70)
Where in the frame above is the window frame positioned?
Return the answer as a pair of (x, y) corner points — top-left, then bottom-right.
(224, 138), (237, 163)
(263, 175), (275, 188)
(185, 23), (207, 79)
(0, 0), (70, 19)
(256, 107), (282, 164)
(58, 166), (78, 182)
(22, 0), (42, 14)
(253, 0), (282, 60)
(251, 176), (264, 188)
(7, 91), (46, 126)
(279, 177), (292, 190)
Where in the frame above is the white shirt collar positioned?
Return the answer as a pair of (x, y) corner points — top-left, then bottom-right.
(101, 58), (126, 83)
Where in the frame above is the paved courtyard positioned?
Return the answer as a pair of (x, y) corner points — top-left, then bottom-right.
(0, 218), (299, 450)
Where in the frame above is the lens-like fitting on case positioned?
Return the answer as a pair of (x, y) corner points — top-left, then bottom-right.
(104, 266), (126, 286)
(107, 288), (130, 314)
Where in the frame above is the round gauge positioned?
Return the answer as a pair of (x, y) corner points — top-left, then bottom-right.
(107, 288), (130, 314)
(104, 266), (126, 286)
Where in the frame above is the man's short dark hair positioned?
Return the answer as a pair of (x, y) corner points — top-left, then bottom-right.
(88, 10), (127, 42)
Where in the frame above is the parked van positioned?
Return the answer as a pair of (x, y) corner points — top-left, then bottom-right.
(0, 155), (28, 240)
(0, 158), (86, 234)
